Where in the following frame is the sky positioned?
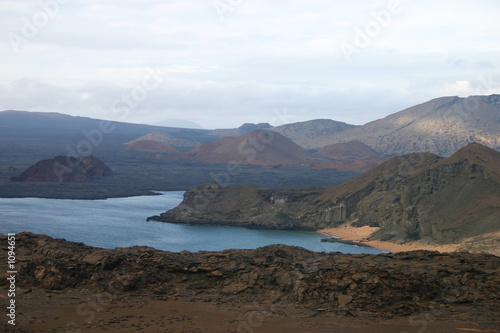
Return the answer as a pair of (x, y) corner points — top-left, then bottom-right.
(1, 0), (499, 129)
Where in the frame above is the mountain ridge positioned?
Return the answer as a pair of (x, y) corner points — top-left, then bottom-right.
(271, 119), (357, 149)
(313, 95), (500, 155)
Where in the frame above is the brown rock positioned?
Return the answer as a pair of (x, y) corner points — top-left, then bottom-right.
(7, 233), (500, 318)
(337, 294), (353, 307)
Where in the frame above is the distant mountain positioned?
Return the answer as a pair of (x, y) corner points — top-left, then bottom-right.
(315, 95), (500, 156)
(270, 119), (357, 149)
(313, 157), (388, 173)
(124, 140), (178, 153)
(0, 110), (213, 143)
(11, 155), (112, 182)
(316, 140), (381, 160)
(151, 143), (500, 254)
(210, 123), (273, 137)
(125, 131), (199, 150)
(178, 129), (315, 167)
(314, 140), (387, 172)
(149, 118), (204, 129)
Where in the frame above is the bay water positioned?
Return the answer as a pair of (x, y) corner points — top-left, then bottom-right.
(0, 191), (383, 254)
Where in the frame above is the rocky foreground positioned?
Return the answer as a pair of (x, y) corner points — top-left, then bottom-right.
(2, 233), (499, 332)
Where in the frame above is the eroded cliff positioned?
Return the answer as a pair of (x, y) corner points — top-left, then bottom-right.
(149, 143), (500, 247)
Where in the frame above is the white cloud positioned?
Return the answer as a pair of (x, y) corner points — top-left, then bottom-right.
(0, 0), (499, 128)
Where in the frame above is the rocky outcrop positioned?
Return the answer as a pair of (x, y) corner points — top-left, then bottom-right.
(148, 183), (326, 230)
(11, 155), (112, 182)
(5, 233), (500, 318)
(150, 143), (500, 249)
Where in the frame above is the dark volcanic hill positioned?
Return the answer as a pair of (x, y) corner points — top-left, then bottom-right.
(11, 155), (112, 182)
(178, 129), (315, 167)
(150, 143), (500, 254)
(314, 95), (500, 155)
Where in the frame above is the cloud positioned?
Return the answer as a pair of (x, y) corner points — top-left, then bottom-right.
(0, 0), (499, 128)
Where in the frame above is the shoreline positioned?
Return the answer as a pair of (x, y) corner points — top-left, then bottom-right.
(318, 226), (461, 253)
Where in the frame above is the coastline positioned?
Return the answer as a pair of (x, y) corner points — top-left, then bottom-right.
(319, 226), (461, 253)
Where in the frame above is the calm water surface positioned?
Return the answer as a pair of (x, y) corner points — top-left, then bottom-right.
(0, 191), (383, 254)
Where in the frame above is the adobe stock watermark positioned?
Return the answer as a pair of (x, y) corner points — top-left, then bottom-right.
(443, 73), (499, 124)
(64, 292), (114, 333)
(7, 0), (71, 53)
(235, 300), (279, 333)
(213, 0), (244, 22)
(52, 66), (164, 182)
(339, 0), (404, 63)
(109, 66), (164, 122)
(400, 289), (449, 333)
(6, 234), (17, 326)
(269, 106), (295, 127)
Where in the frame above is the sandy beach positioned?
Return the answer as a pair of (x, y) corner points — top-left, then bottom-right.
(319, 226), (461, 253)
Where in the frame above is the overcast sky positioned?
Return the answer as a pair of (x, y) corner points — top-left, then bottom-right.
(1, 0), (499, 129)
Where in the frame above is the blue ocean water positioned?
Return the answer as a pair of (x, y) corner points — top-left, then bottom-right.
(0, 191), (383, 254)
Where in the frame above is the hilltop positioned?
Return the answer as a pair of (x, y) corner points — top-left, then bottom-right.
(177, 129), (316, 167)
(210, 122), (273, 137)
(316, 140), (381, 160)
(123, 131), (200, 152)
(271, 119), (357, 149)
(125, 131), (199, 148)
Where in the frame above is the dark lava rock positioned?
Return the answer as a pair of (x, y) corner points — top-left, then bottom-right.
(11, 155), (112, 182)
(4, 232), (499, 318)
